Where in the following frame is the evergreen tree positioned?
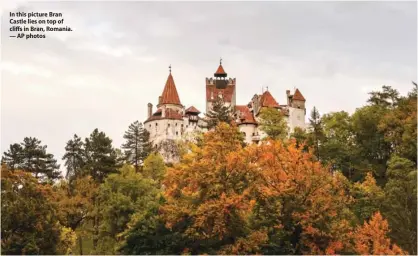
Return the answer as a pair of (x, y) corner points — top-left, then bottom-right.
(308, 107), (323, 160)
(2, 143), (24, 169)
(121, 121), (152, 172)
(84, 129), (119, 183)
(2, 137), (61, 182)
(205, 96), (233, 129)
(62, 134), (85, 181)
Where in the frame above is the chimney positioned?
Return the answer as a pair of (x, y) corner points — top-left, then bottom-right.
(286, 90), (291, 105)
(147, 103), (153, 118)
(158, 96), (162, 105)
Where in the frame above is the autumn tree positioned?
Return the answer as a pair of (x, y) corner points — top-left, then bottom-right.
(353, 212), (406, 255)
(350, 173), (384, 223)
(53, 176), (99, 255)
(258, 107), (288, 140)
(62, 134), (85, 181)
(161, 123), (264, 254)
(205, 95), (233, 129)
(239, 140), (354, 255)
(122, 121), (153, 172)
(1, 168), (75, 254)
(2, 137), (61, 182)
(378, 85), (417, 163)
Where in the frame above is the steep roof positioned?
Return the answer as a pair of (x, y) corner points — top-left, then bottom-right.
(144, 108), (183, 123)
(215, 64), (227, 76)
(293, 89), (306, 101)
(260, 90), (279, 108)
(160, 73), (181, 105)
(235, 105), (257, 125)
(185, 106), (201, 114)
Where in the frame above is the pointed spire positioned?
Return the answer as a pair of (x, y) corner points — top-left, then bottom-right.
(214, 58), (227, 77)
(160, 68), (181, 105)
(261, 90), (279, 108)
(293, 88), (306, 101)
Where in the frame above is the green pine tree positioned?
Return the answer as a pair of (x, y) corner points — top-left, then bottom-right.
(2, 137), (61, 182)
(205, 96), (233, 130)
(84, 129), (119, 183)
(62, 134), (85, 181)
(121, 121), (153, 172)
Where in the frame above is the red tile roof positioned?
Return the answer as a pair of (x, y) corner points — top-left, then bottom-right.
(293, 89), (306, 101)
(235, 105), (257, 125)
(185, 106), (200, 114)
(260, 90), (279, 108)
(144, 108), (183, 123)
(215, 64), (226, 75)
(206, 84), (235, 102)
(160, 73), (181, 105)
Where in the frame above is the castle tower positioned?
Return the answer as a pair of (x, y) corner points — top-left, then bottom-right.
(205, 59), (236, 113)
(287, 88), (307, 133)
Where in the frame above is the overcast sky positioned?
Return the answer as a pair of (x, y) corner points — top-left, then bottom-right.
(1, 1), (417, 174)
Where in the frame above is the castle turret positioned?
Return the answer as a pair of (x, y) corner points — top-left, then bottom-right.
(147, 103), (153, 118)
(206, 59), (236, 113)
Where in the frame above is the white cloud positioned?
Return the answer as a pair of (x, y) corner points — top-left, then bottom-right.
(2, 61), (53, 78)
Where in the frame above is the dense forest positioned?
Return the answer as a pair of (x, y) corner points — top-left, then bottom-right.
(1, 84), (416, 255)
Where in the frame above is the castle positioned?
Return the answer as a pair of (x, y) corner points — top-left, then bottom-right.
(144, 60), (307, 162)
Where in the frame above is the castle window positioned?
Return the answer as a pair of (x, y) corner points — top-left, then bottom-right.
(186, 125), (188, 128)
(168, 123), (170, 127)
(149, 125), (151, 128)
(176, 123), (177, 126)
(176, 132), (178, 135)
(156, 123), (158, 126)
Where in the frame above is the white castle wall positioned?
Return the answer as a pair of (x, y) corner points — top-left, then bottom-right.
(238, 124), (258, 144)
(288, 107), (306, 133)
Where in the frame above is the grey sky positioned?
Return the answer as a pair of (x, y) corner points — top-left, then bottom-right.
(1, 1), (417, 174)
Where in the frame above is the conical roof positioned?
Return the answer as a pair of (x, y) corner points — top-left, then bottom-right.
(160, 73), (181, 105)
(293, 89), (306, 101)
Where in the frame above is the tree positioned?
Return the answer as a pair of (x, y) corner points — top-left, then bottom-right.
(351, 105), (391, 184)
(290, 127), (308, 149)
(258, 107), (288, 140)
(2, 137), (61, 182)
(382, 156), (417, 254)
(95, 165), (160, 254)
(84, 129), (119, 183)
(161, 123), (263, 254)
(378, 86), (417, 163)
(308, 107), (323, 160)
(350, 173), (384, 223)
(122, 121), (153, 172)
(143, 152), (166, 184)
(1, 168), (75, 254)
(62, 134), (85, 181)
(320, 111), (358, 179)
(205, 96), (233, 129)
(1, 143), (24, 169)
(368, 85), (400, 109)
(353, 212), (406, 255)
(53, 176), (99, 255)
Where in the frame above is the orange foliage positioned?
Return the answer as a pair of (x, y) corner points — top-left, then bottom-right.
(354, 212), (406, 255)
(162, 124), (356, 254)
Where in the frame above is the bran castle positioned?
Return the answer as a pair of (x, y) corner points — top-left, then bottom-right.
(144, 60), (307, 162)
